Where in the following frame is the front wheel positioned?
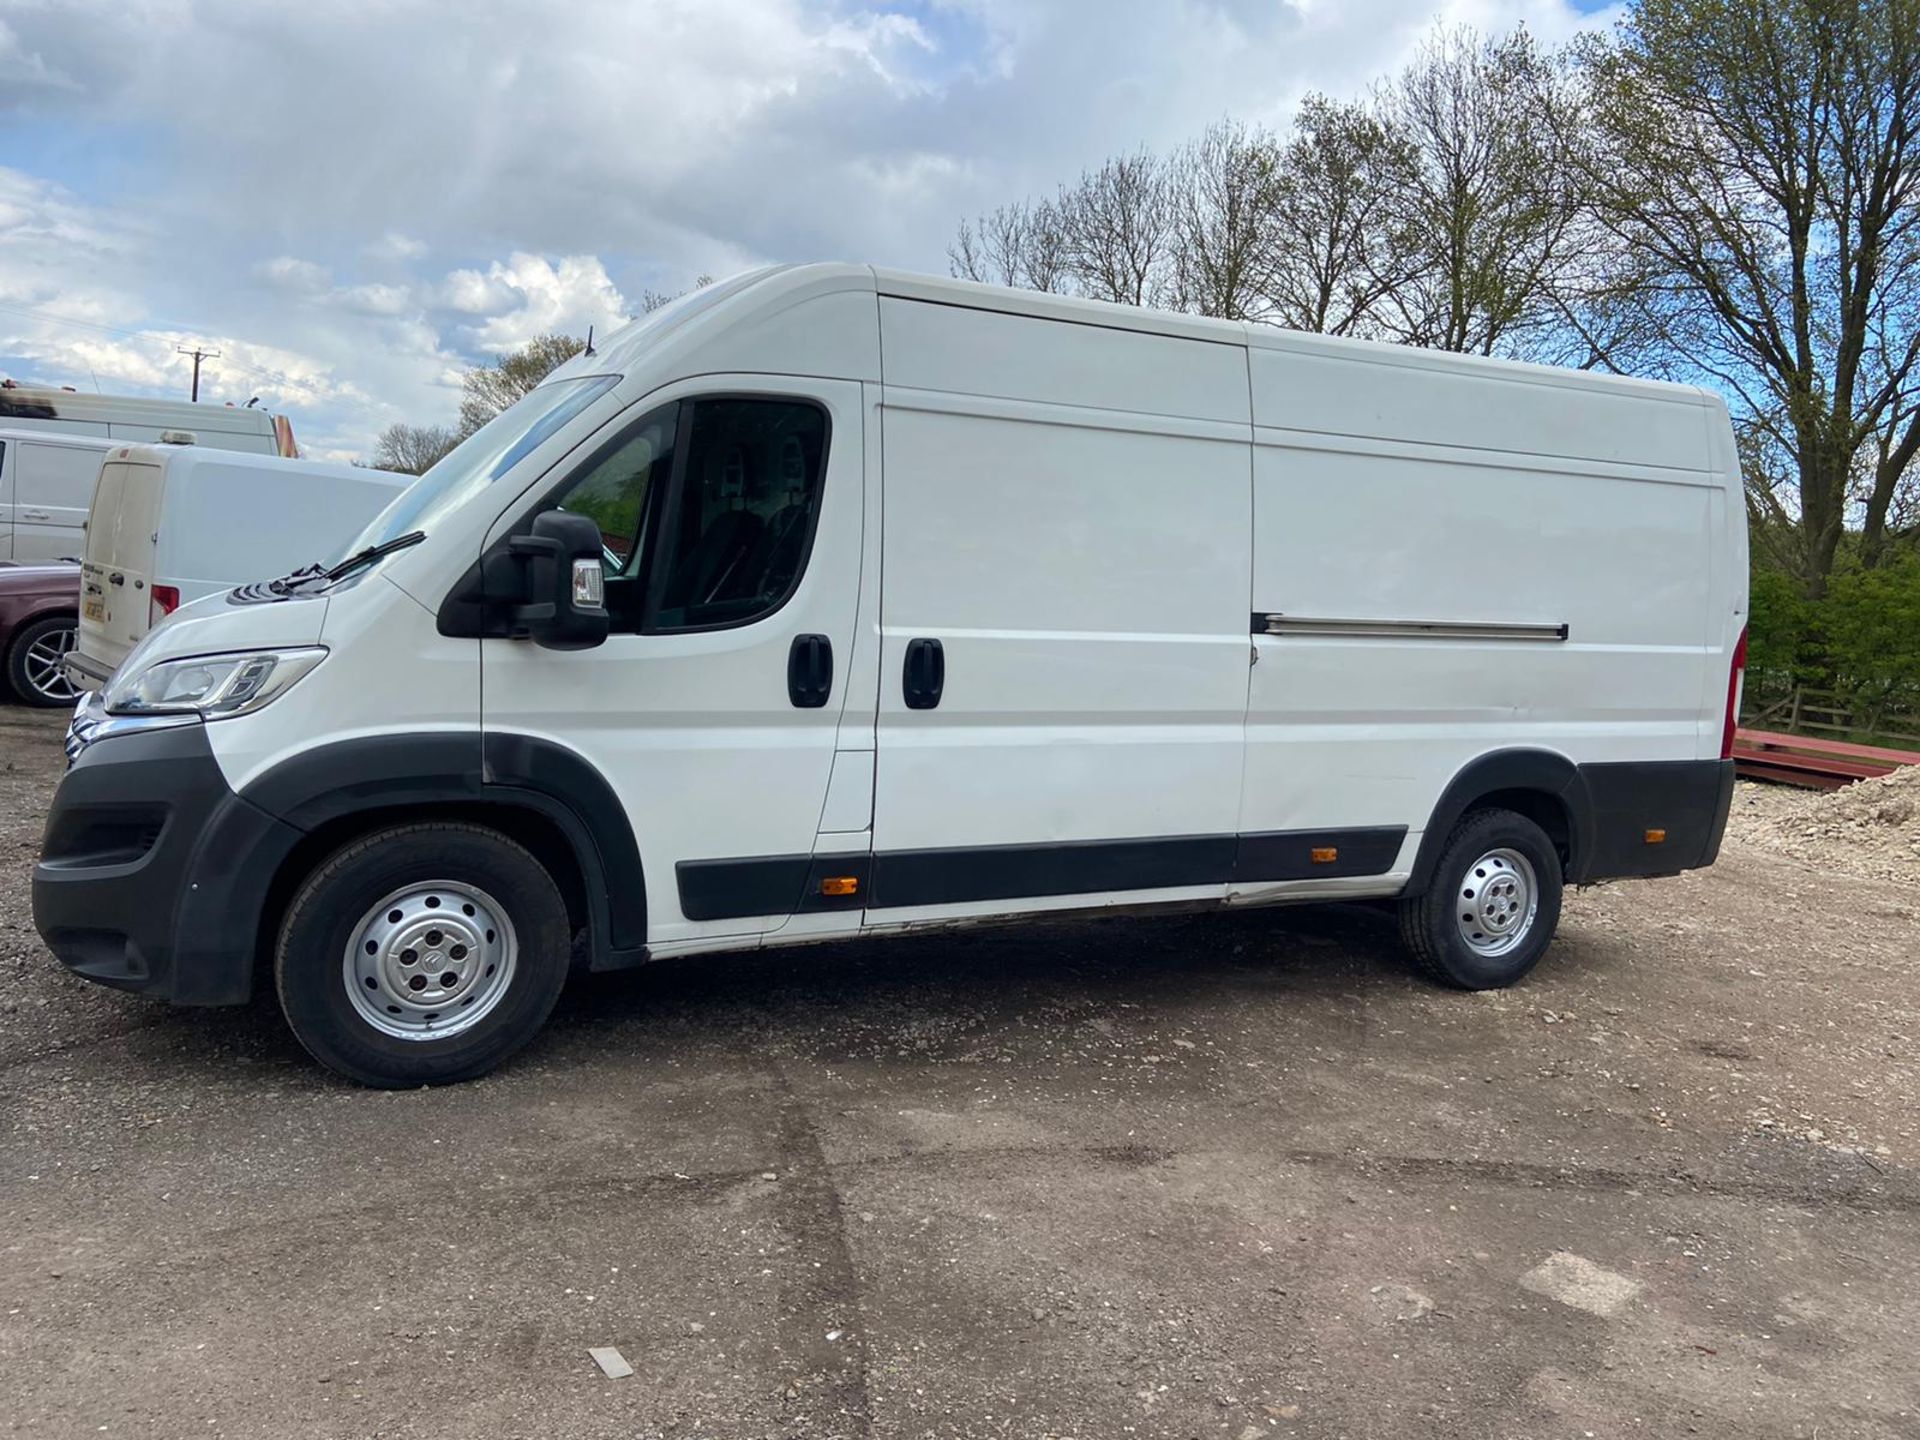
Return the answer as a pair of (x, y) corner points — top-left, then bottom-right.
(1397, 808), (1563, 989)
(275, 823), (572, 1087)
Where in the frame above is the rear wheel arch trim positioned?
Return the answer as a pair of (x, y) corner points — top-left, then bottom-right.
(1404, 749), (1594, 896)
(240, 731), (647, 963)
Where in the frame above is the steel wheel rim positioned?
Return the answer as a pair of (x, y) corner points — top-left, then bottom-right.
(22, 626), (78, 703)
(343, 880), (518, 1041)
(1455, 847), (1538, 958)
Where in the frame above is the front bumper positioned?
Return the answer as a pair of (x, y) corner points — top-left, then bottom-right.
(32, 706), (302, 1005)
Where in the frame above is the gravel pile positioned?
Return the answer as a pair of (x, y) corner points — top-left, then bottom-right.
(1725, 765), (1920, 886)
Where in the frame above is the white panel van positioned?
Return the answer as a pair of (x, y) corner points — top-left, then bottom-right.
(0, 384), (289, 455)
(0, 429), (119, 561)
(33, 266), (1749, 1088)
(65, 446), (410, 691)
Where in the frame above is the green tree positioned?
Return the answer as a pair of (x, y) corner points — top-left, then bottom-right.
(1574, 0), (1920, 597)
(1372, 26), (1588, 356)
(456, 333), (587, 438)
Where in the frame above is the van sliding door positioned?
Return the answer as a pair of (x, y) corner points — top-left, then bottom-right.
(867, 299), (1254, 923)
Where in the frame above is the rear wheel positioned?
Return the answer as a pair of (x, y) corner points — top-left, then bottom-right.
(5, 613), (79, 707)
(275, 823), (572, 1087)
(1398, 808), (1562, 989)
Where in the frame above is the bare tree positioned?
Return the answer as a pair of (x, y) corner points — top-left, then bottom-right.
(949, 200), (1070, 293)
(1372, 26), (1586, 357)
(1575, 0), (1920, 595)
(1169, 121), (1284, 320)
(1266, 95), (1412, 335)
(369, 422), (458, 475)
(1056, 151), (1179, 307)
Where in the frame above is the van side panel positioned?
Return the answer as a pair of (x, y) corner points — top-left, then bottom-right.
(1239, 344), (1720, 890)
(12, 439), (109, 561)
(108, 423), (277, 455)
(870, 300), (1254, 917)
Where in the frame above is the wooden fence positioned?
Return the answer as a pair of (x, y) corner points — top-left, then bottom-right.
(1742, 686), (1920, 753)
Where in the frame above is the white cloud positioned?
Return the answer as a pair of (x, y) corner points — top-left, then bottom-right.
(436, 267), (516, 316)
(1, 0), (1622, 454)
(365, 231), (428, 263)
(465, 254), (631, 353)
(256, 256), (331, 293)
(334, 282), (414, 317)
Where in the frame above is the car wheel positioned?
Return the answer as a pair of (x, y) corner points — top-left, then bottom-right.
(1397, 808), (1563, 989)
(5, 613), (80, 707)
(275, 822), (572, 1087)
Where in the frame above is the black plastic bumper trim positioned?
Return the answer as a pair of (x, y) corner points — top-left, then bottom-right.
(1575, 758), (1734, 882)
(674, 825), (1409, 920)
(34, 721), (302, 1006)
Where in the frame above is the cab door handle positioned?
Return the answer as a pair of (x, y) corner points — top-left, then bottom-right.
(787, 633), (833, 708)
(903, 637), (944, 710)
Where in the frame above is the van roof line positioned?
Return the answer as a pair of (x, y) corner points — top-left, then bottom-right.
(575, 263), (1714, 410)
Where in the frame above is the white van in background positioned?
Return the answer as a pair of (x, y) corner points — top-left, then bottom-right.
(0, 383), (293, 456)
(65, 446), (409, 691)
(0, 429), (120, 561)
(34, 265), (1747, 1089)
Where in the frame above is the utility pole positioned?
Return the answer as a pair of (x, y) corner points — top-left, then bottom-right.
(175, 345), (220, 402)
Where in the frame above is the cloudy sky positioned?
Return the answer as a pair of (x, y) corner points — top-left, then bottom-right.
(0, 0), (1617, 460)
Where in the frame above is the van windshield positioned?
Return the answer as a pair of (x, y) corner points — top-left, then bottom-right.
(332, 374), (620, 565)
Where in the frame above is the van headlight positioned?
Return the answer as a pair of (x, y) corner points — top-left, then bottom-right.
(104, 647), (327, 718)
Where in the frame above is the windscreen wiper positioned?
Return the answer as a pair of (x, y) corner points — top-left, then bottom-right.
(323, 530), (427, 582)
(267, 562), (328, 596)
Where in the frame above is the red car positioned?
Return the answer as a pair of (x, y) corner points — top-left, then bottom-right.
(0, 561), (80, 707)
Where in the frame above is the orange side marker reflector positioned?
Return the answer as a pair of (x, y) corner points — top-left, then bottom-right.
(820, 876), (860, 897)
(1644, 829), (1667, 845)
(1310, 847), (1339, 864)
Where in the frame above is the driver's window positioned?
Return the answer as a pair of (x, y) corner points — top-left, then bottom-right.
(548, 405), (675, 631)
(647, 398), (827, 632)
(545, 395), (827, 635)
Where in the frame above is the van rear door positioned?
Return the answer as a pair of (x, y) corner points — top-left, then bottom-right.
(75, 456), (166, 685)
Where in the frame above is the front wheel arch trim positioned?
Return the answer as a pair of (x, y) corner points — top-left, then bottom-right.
(240, 731), (647, 969)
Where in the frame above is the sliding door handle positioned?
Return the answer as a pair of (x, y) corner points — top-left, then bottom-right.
(903, 637), (944, 710)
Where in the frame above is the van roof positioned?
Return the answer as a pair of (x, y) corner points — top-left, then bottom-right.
(103, 443), (410, 489)
(570, 263), (1712, 410)
(0, 427), (120, 449)
(0, 384), (281, 435)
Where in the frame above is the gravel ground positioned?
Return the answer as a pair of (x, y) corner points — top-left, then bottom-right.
(1, 704), (1916, 1439)
(1727, 767), (1920, 886)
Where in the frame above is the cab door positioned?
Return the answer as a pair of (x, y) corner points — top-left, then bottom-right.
(479, 377), (868, 949)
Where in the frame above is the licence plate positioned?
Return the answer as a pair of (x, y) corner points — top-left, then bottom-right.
(83, 597), (105, 622)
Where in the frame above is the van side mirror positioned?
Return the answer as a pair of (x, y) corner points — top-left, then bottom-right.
(506, 510), (609, 651)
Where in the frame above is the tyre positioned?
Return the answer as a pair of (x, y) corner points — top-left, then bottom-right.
(6, 613), (80, 707)
(1397, 808), (1563, 989)
(275, 822), (572, 1087)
